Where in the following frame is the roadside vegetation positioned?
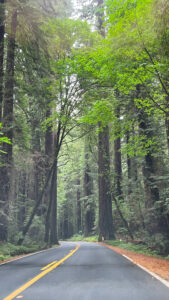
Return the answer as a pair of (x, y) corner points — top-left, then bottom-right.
(0, 242), (42, 262)
(68, 235), (99, 243)
(105, 240), (169, 259)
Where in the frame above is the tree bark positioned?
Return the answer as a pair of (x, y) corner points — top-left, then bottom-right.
(0, 10), (17, 241)
(50, 161), (58, 244)
(44, 104), (53, 205)
(165, 115), (169, 154)
(84, 149), (94, 237)
(17, 172), (26, 231)
(0, 0), (5, 121)
(77, 178), (81, 233)
(114, 136), (123, 199)
(98, 124), (115, 241)
(3, 10), (17, 161)
(96, 0), (115, 242)
(126, 131), (132, 195)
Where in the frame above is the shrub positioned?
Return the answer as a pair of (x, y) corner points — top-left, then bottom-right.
(0, 254), (5, 261)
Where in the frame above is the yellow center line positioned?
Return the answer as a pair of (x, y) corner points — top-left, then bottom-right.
(41, 261), (57, 271)
(3, 244), (80, 300)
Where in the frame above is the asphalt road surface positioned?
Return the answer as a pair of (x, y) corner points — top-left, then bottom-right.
(1, 241), (169, 300)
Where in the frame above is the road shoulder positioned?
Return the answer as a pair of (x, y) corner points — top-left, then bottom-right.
(99, 242), (169, 285)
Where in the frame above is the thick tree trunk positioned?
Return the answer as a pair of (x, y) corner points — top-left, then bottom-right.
(96, 0), (115, 242)
(0, 0), (5, 121)
(0, 11), (17, 241)
(98, 124), (115, 241)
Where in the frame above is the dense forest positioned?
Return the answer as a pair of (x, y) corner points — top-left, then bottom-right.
(0, 0), (169, 256)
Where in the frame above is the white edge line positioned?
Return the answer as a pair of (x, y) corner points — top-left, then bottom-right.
(122, 254), (169, 289)
(0, 245), (61, 267)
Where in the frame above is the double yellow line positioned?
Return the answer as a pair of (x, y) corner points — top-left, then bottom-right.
(4, 244), (80, 300)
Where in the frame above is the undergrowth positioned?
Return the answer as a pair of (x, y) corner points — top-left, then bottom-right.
(0, 242), (43, 262)
(105, 240), (169, 260)
(68, 234), (98, 242)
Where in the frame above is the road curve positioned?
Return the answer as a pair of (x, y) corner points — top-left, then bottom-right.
(0, 241), (169, 300)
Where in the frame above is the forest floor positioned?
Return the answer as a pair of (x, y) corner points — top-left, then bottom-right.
(100, 242), (169, 282)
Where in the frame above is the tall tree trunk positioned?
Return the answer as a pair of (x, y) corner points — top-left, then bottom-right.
(98, 123), (115, 241)
(44, 172), (54, 243)
(77, 178), (81, 233)
(0, 0), (5, 121)
(50, 161), (58, 244)
(114, 106), (123, 199)
(44, 104), (53, 204)
(165, 115), (169, 154)
(114, 136), (123, 199)
(84, 148), (95, 237)
(45, 106), (53, 157)
(0, 10), (17, 241)
(3, 10), (17, 161)
(113, 125), (134, 239)
(126, 131), (132, 195)
(63, 201), (69, 239)
(44, 105), (53, 243)
(31, 119), (42, 205)
(17, 172), (26, 231)
(96, 0), (115, 242)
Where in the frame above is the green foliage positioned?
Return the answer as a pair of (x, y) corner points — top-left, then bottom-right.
(0, 123), (11, 149)
(0, 242), (40, 262)
(0, 254), (5, 261)
(122, 135), (158, 157)
(68, 234), (84, 241)
(80, 101), (114, 128)
(68, 234), (98, 242)
(106, 240), (160, 257)
(144, 233), (169, 255)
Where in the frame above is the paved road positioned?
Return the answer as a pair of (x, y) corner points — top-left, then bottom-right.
(1, 241), (169, 300)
